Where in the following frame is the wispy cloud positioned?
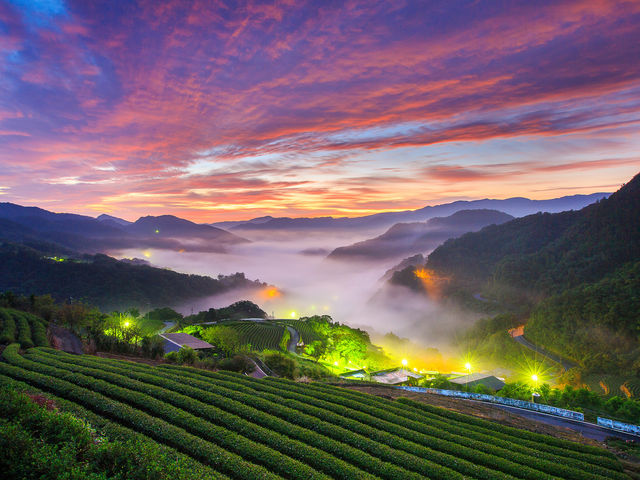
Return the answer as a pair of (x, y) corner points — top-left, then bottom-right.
(1, 0), (639, 220)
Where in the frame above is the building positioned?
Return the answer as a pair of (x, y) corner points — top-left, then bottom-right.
(338, 369), (369, 381)
(370, 367), (423, 385)
(159, 332), (213, 354)
(450, 372), (505, 391)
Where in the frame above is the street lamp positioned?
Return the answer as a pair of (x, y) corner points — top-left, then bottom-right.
(531, 374), (539, 403)
(464, 362), (472, 392)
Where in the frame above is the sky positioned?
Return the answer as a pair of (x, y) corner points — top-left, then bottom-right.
(1, 0), (639, 222)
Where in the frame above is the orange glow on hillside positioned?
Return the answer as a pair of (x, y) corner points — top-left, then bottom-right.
(414, 267), (445, 299)
(259, 286), (282, 301)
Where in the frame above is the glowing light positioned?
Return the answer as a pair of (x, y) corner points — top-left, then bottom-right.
(333, 361), (339, 366)
(414, 268), (430, 280)
(465, 362), (472, 372)
(413, 367), (418, 372)
(154, 229), (159, 234)
(290, 311), (296, 318)
(259, 286), (281, 300)
(142, 250), (152, 258)
(531, 374), (538, 382)
(123, 321), (130, 328)
(413, 267), (444, 299)
(401, 359), (408, 366)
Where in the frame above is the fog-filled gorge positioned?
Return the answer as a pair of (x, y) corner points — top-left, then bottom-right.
(113, 231), (478, 353)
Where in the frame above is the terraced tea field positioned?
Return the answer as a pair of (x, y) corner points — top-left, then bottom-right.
(0, 344), (630, 479)
(0, 308), (48, 348)
(219, 320), (287, 351)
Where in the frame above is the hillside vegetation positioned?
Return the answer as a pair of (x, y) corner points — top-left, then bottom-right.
(0, 308), (48, 348)
(0, 345), (628, 480)
(0, 243), (263, 311)
(394, 172), (640, 379)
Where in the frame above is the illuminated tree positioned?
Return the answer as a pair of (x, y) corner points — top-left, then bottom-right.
(201, 325), (243, 357)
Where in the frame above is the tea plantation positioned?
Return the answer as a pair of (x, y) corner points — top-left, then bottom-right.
(0, 345), (630, 479)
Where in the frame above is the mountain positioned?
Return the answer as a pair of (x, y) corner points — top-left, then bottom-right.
(380, 254), (426, 282)
(391, 172), (640, 375)
(0, 203), (247, 253)
(0, 243), (263, 312)
(127, 215), (245, 242)
(423, 174), (639, 297)
(211, 216), (274, 230)
(224, 193), (609, 235)
(328, 209), (513, 262)
(97, 213), (132, 227)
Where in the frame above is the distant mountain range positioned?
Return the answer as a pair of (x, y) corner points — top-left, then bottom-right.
(0, 203), (247, 254)
(328, 209), (514, 262)
(0, 191), (611, 257)
(215, 193), (610, 235)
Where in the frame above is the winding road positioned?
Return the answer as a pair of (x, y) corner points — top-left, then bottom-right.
(286, 326), (300, 354)
(510, 329), (577, 371)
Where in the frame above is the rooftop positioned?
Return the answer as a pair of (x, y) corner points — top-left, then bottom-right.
(159, 332), (213, 350)
(371, 368), (423, 385)
(450, 373), (505, 391)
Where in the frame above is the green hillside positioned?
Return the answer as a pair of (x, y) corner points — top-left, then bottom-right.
(423, 172), (639, 301)
(0, 243), (263, 311)
(394, 172), (640, 377)
(0, 344), (628, 479)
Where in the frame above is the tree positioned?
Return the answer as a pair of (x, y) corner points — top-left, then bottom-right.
(201, 326), (242, 357)
(304, 340), (326, 362)
(177, 346), (197, 364)
(264, 352), (296, 379)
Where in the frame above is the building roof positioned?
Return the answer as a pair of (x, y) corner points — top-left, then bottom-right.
(370, 368), (423, 385)
(159, 333), (213, 350)
(339, 369), (368, 379)
(450, 373), (505, 391)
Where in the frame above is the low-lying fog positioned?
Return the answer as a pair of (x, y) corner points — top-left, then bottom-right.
(113, 230), (480, 353)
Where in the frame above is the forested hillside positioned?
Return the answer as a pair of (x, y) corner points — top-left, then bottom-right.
(392, 172), (640, 377)
(0, 243), (262, 311)
(424, 173), (639, 298)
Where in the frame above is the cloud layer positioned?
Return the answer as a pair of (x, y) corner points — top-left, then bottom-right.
(1, 0), (639, 220)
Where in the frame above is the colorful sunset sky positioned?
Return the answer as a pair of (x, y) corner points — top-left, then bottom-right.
(1, 0), (639, 221)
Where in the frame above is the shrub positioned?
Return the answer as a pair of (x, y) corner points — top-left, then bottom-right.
(164, 351), (178, 363)
(263, 352), (296, 379)
(217, 356), (254, 374)
(141, 336), (165, 359)
(177, 347), (197, 365)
